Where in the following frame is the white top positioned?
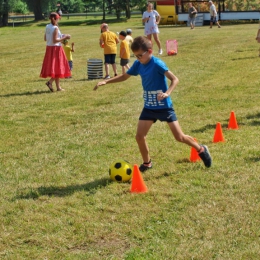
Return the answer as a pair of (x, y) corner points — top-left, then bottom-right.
(210, 4), (217, 16)
(45, 24), (62, 46)
(125, 35), (133, 45)
(143, 10), (160, 35)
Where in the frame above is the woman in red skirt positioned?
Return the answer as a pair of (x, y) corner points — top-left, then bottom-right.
(40, 12), (71, 92)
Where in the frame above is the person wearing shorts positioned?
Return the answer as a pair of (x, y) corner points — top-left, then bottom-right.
(142, 2), (163, 55)
(187, 2), (197, 30)
(118, 31), (130, 74)
(209, 1), (221, 28)
(99, 23), (119, 79)
(94, 36), (212, 172)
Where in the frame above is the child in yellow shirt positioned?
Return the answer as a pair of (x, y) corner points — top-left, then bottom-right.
(119, 31), (130, 74)
(63, 39), (75, 78)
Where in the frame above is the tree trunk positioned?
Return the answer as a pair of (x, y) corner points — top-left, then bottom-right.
(33, 0), (44, 21)
(102, 0), (105, 21)
(0, 0), (9, 26)
(116, 9), (121, 20)
(125, 0), (131, 19)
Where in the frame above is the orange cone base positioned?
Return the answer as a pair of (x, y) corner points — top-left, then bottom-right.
(130, 164), (148, 193)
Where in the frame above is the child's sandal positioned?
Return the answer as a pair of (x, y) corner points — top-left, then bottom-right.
(46, 81), (53, 92)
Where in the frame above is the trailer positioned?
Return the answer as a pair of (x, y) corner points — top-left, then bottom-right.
(155, 0), (260, 25)
(177, 11), (260, 25)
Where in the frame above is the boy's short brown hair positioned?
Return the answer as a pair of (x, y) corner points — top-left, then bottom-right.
(131, 36), (152, 52)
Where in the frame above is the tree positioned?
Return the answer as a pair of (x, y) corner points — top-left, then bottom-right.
(12, 0), (29, 14)
(235, 0), (244, 11)
(0, 0), (9, 26)
(23, 0), (56, 20)
(23, 0), (44, 20)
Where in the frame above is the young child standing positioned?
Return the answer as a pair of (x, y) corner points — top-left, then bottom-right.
(99, 23), (119, 79)
(119, 31), (130, 74)
(40, 12), (71, 92)
(126, 29), (133, 50)
(63, 39), (75, 78)
(94, 36), (212, 172)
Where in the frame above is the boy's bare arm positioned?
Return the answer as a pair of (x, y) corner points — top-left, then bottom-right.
(94, 73), (131, 90)
(157, 70), (179, 101)
(71, 42), (75, 52)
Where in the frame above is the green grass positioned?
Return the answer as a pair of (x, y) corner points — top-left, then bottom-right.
(0, 17), (260, 259)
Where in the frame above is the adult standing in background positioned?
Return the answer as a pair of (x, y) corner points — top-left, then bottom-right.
(40, 12), (71, 92)
(188, 2), (197, 30)
(99, 23), (119, 79)
(58, 8), (62, 19)
(208, 1), (221, 28)
(142, 2), (163, 55)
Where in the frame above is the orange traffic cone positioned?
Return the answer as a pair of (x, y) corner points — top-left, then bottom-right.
(227, 111), (239, 129)
(130, 164), (148, 193)
(190, 138), (201, 162)
(213, 122), (225, 143)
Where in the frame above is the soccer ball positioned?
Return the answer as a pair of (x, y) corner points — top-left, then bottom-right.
(109, 160), (133, 182)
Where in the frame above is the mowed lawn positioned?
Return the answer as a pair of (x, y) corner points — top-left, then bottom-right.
(0, 18), (260, 259)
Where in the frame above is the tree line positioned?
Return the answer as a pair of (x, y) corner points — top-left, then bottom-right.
(0, 0), (147, 26)
(1, 0), (259, 27)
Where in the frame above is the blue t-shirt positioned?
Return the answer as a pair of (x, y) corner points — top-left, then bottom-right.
(127, 56), (173, 109)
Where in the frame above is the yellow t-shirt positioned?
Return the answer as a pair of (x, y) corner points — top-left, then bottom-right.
(120, 40), (130, 59)
(63, 45), (73, 61)
(100, 31), (118, 54)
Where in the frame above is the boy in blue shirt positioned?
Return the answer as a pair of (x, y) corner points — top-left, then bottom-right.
(94, 36), (212, 172)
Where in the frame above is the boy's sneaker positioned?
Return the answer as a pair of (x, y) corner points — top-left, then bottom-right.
(139, 160), (152, 172)
(158, 49), (163, 55)
(198, 145), (212, 168)
(104, 75), (110, 79)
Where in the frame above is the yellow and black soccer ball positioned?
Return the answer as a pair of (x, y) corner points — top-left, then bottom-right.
(109, 160), (133, 182)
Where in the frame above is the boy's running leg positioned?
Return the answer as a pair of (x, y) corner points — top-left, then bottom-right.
(136, 120), (154, 172)
(168, 121), (212, 167)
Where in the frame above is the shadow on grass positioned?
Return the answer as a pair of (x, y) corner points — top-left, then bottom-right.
(231, 56), (256, 61)
(245, 112), (260, 126)
(14, 177), (111, 200)
(245, 156), (260, 163)
(246, 112), (260, 120)
(0, 90), (50, 97)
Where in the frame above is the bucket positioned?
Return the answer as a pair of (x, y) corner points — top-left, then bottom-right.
(166, 40), (178, 56)
(87, 59), (103, 79)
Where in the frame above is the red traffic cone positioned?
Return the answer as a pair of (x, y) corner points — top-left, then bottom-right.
(130, 164), (148, 193)
(228, 111), (239, 129)
(190, 138), (201, 162)
(213, 122), (225, 143)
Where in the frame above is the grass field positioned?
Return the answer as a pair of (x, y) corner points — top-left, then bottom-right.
(0, 17), (260, 259)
